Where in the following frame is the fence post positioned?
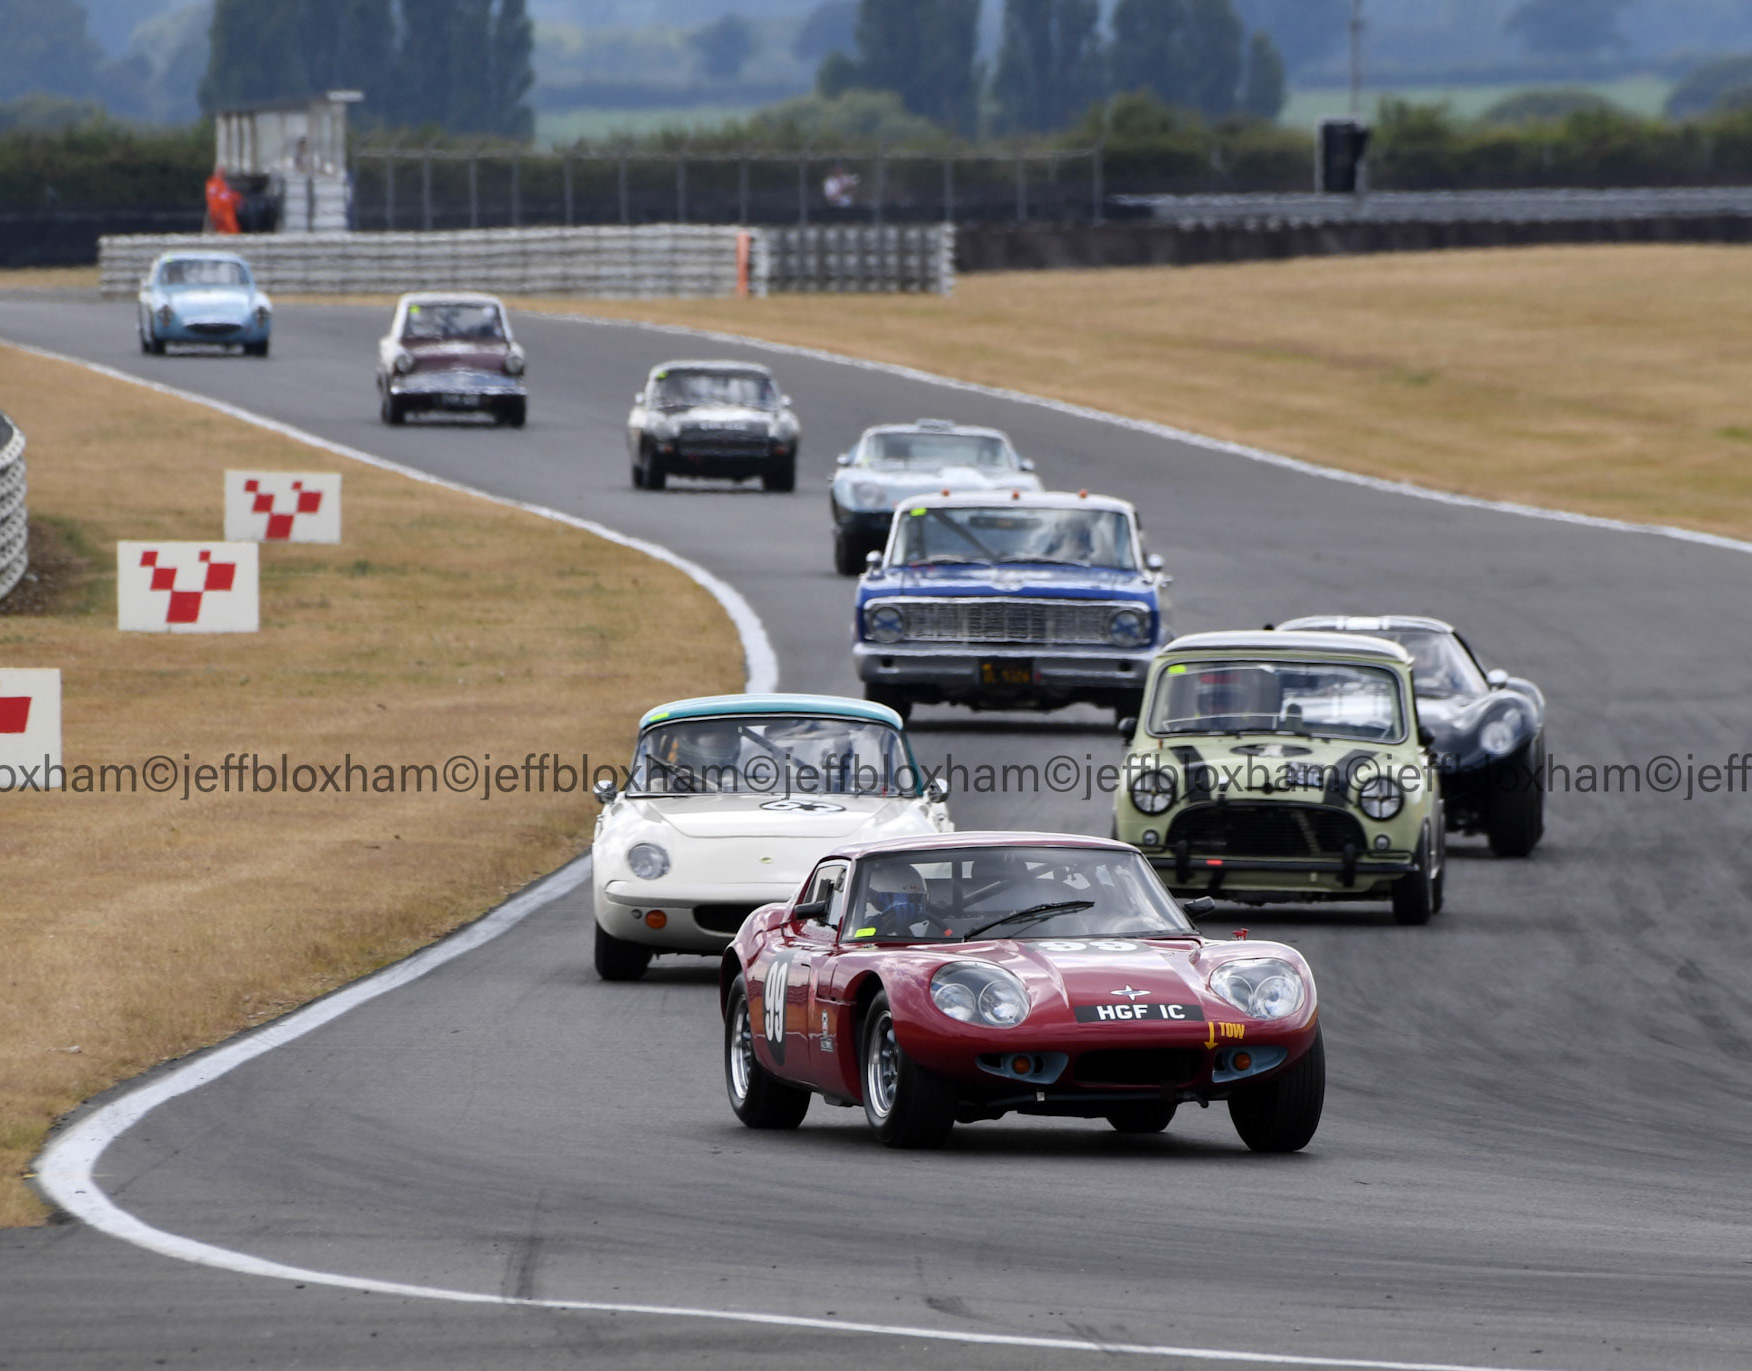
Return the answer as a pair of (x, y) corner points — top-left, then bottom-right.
(1092, 141), (1104, 225)
(618, 153), (629, 225)
(421, 149), (432, 230)
(511, 154), (521, 227)
(562, 155), (573, 226)
(384, 151), (395, 230)
(468, 155), (479, 229)
(942, 155), (954, 223)
(798, 155), (809, 225)
(676, 157), (687, 223)
(1015, 154), (1026, 224)
(873, 150), (885, 226)
(738, 157), (750, 225)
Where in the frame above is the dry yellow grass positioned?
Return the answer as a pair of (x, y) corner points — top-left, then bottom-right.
(0, 346), (741, 1226)
(523, 244), (1752, 541)
(0, 267), (100, 291)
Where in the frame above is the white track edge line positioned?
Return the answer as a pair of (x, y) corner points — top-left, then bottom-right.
(540, 310), (1752, 559)
(11, 337), (1577, 1371)
(0, 340), (778, 694)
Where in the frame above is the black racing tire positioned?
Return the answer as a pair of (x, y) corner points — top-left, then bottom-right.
(499, 398), (527, 429)
(860, 992), (955, 1148)
(245, 339), (270, 358)
(1391, 827), (1435, 926)
(1485, 736), (1545, 858)
(631, 458), (645, 489)
(724, 974), (811, 1130)
(138, 327), (152, 355)
(762, 459), (796, 493)
(863, 684), (912, 722)
(381, 390), (406, 426)
(640, 445), (667, 491)
(833, 527), (866, 577)
(593, 921), (652, 982)
(1229, 1026), (1325, 1153)
(147, 329), (165, 356)
(1106, 1100), (1177, 1134)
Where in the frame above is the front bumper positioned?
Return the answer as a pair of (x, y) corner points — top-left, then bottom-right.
(158, 319), (268, 344)
(595, 880), (792, 953)
(658, 442), (793, 478)
(391, 370), (525, 410)
(854, 642), (1153, 706)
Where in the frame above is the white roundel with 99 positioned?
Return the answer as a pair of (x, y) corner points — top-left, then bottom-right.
(1036, 940), (1141, 954)
(763, 958), (788, 1044)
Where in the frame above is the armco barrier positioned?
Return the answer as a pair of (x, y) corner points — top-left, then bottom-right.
(0, 414), (26, 604)
(99, 224), (955, 299)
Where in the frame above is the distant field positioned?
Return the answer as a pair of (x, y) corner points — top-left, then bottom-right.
(522, 244), (1752, 544)
(1282, 74), (1675, 126)
(535, 104), (768, 146)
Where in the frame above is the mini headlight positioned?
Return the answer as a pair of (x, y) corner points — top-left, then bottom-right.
(1129, 767), (1177, 815)
(930, 963), (1029, 1029)
(1357, 774), (1404, 820)
(852, 481), (886, 509)
(1109, 607), (1150, 648)
(393, 350), (415, 375)
(1480, 710), (1523, 757)
(1210, 958), (1306, 1021)
(504, 348), (526, 376)
(865, 603), (905, 644)
(626, 842), (670, 880)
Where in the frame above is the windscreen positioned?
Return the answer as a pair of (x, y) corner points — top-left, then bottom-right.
(159, 259), (247, 287)
(891, 506), (1135, 570)
(865, 433), (1011, 469)
(629, 715), (916, 795)
(1376, 630), (1487, 699)
(845, 846), (1193, 943)
(653, 370), (777, 410)
(1150, 659), (1405, 742)
(402, 302), (505, 342)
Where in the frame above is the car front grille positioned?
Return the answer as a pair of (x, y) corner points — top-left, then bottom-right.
(678, 429), (768, 457)
(186, 322), (243, 337)
(1166, 803), (1365, 858)
(889, 598), (1131, 646)
(1072, 1048), (1204, 1088)
(692, 904), (758, 934)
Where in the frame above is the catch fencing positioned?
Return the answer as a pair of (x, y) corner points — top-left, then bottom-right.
(0, 414), (26, 605)
(97, 223), (955, 298)
(1115, 186), (1752, 225)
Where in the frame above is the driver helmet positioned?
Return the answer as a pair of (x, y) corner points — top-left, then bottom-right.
(672, 721), (741, 782)
(866, 863), (928, 929)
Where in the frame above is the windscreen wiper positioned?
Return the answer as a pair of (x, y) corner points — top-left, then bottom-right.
(961, 900), (1094, 942)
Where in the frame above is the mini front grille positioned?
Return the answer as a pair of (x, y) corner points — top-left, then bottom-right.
(186, 322), (242, 337)
(1166, 803), (1365, 858)
(692, 904), (758, 934)
(890, 598), (1133, 646)
(1073, 1048), (1203, 1088)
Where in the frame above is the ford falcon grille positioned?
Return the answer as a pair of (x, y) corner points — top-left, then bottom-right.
(692, 904), (758, 934)
(889, 598), (1133, 646)
(1166, 803), (1365, 858)
(1073, 1048), (1203, 1088)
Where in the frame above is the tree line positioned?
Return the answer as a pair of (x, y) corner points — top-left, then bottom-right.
(199, 0), (534, 140)
(815, 0), (1290, 136)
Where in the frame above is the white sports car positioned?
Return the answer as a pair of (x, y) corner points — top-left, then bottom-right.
(590, 693), (952, 980)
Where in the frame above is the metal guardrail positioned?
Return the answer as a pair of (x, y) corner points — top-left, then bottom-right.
(1118, 186), (1752, 226)
(0, 414), (26, 604)
(98, 223), (955, 298)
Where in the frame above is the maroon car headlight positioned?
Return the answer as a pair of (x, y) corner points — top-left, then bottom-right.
(393, 350), (415, 375)
(504, 347), (526, 376)
(1209, 958), (1305, 1021)
(930, 962), (1029, 1029)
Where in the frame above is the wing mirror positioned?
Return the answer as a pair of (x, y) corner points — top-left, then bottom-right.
(836, 451), (852, 466)
(1486, 668), (1509, 688)
(1145, 553), (1165, 573)
(781, 394), (794, 408)
(791, 898), (829, 924)
(1019, 457), (1036, 472)
(864, 550), (882, 572)
(1117, 715), (1137, 737)
(1183, 896), (1217, 917)
(592, 779), (617, 804)
(925, 776), (949, 803)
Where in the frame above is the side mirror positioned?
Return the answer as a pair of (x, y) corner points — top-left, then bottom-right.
(864, 550), (882, 572)
(1486, 668), (1509, 688)
(1117, 716), (1137, 737)
(836, 452), (852, 466)
(791, 899), (829, 924)
(1144, 553), (1164, 573)
(1418, 724), (1435, 747)
(781, 394), (794, 408)
(1019, 457), (1036, 472)
(1183, 896), (1216, 917)
(592, 779), (617, 804)
(925, 776), (949, 803)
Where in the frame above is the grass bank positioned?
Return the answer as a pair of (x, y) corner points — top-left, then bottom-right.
(0, 345), (741, 1225)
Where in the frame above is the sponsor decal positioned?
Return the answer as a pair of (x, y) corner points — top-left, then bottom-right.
(117, 542), (258, 634)
(761, 956), (791, 1065)
(224, 471), (341, 543)
(1111, 985), (1149, 1000)
(1074, 1003), (1204, 1023)
(818, 1009), (835, 1055)
(1204, 1020), (1245, 1047)
(852, 926), (876, 939)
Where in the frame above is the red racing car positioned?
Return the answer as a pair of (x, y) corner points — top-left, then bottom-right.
(720, 831), (1324, 1150)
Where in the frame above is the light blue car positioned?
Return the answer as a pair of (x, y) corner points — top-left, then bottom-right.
(137, 251), (272, 357)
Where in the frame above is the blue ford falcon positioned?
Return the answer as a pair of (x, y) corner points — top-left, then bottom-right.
(137, 251), (272, 357)
(853, 490), (1171, 722)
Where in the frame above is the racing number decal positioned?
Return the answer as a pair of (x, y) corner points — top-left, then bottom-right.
(1037, 940), (1141, 954)
(762, 956), (790, 1065)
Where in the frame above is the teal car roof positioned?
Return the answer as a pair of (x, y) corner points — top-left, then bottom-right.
(639, 693), (904, 730)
